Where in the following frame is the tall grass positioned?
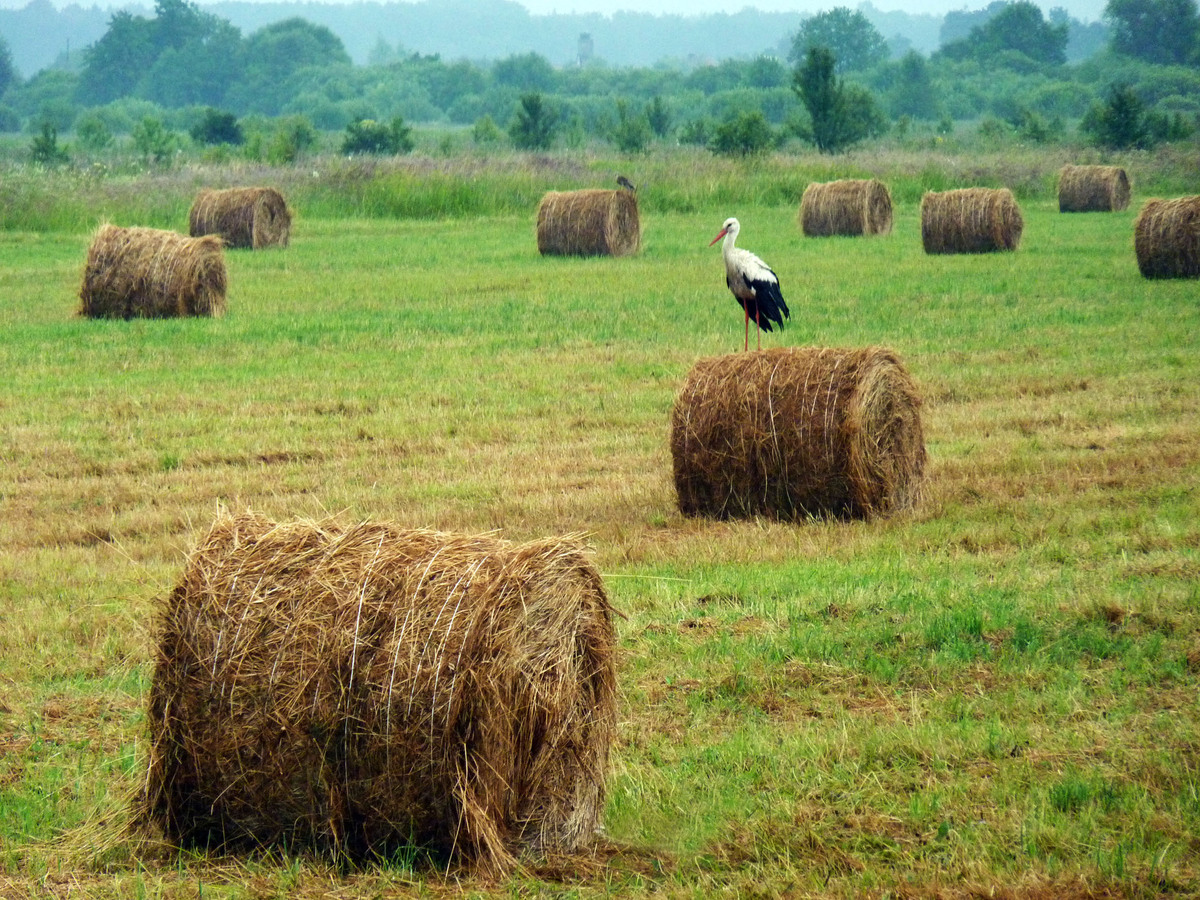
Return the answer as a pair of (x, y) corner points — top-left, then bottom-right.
(2, 141), (1197, 232)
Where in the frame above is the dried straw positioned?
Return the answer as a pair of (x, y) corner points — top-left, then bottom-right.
(1058, 165), (1130, 213)
(670, 347), (927, 520)
(920, 188), (1023, 254)
(188, 187), (292, 249)
(1133, 196), (1200, 279)
(536, 189), (640, 257)
(800, 179), (893, 236)
(78, 224), (226, 319)
(141, 511), (617, 872)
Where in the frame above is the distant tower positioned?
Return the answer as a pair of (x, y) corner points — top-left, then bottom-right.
(578, 32), (594, 67)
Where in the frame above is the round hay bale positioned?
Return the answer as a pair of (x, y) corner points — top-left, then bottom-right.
(188, 187), (292, 249)
(1133, 196), (1200, 279)
(78, 224), (227, 319)
(141, 511), (617, 872)
(1058, 165), (1130, 213)
(670, 347), (926, 521)
(920, 188), (1023, 254)
(799, 178), (893, 236)
(536, 189), (640, 257)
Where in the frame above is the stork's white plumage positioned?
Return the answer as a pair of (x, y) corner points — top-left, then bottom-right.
(709, 217), (790, 351)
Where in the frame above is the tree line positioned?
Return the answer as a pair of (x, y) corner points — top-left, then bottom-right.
(3, 0), (1198, 163)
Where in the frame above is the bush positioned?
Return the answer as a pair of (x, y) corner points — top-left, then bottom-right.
(190, 108), (244, 146)
(612, 99), (651, 153)
(131, 116), (178, 163)
(75, 112), (114, 151)
(0, 105), (19, 132)
(341, 116), (414, 155)
(709, 110), (775, 157)
(472, 114), (502, 145)
(30, 121), (68, 165)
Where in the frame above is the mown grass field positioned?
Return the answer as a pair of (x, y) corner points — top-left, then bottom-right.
(1, 149), (1198, 899)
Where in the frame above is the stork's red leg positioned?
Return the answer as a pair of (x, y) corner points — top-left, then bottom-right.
(744, 305), (749, 352)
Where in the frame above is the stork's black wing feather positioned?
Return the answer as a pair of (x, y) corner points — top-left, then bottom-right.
(741, 276), (789, 333)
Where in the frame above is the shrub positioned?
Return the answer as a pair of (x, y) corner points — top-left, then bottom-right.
(30, 121), (69, 165)
(132, 116), (178, 164)
(341, 116), (414, 155)
(190, 108), (244, 146)
(75, 112), (114, 151)
(612, 99), (651, 153)
(709, 110), (775, 157)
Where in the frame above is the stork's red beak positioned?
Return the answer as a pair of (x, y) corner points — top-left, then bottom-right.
(709, 228), (728, 246)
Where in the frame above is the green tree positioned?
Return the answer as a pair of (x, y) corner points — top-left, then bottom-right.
(939, 1), (1068, 66)
(229, 19), (350, 115)
(789, 7), (889, 73)
(493, 52), (556, 92)
(1104, 0), (1199, 65)
(0, 37), (17, 99)
(793, 45), (885, 153)
(709, 109), (775, 156)
(508, 92), (557, 150)
(1080, 82), (1151, 148)
(30, 122), (69, 165)
(646, 95), (672, 137)
(885, 50), (941, 120)
(77, 11), (156, 105)
(612, 98), (651, 152)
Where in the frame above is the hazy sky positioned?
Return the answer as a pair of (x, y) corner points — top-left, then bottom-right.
(514, 0), (1107, 19)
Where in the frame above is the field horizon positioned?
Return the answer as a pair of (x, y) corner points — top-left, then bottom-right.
(1, 147), (1198, 899)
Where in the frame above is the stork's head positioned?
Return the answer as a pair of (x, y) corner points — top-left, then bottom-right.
(709, 216), (740, 247)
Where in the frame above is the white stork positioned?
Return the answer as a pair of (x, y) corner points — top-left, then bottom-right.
(709, 216), (790, 351)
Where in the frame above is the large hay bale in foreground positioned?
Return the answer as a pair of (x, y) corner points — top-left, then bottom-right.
(920, 188), (1023, 254)
(142, 511), (617, 872)
(1058, 165), (1130, 213)
(800, 178), (893, 236)
(188, 187), (292, 249)
(78, 224), (226, 319)
(1133, 196), (1200, 279)
(670, 347), (926, 520)
(536, 189), (640, 257)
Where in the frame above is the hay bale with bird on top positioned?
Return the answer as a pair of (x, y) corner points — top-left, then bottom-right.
(670, 347), (927, 521)
(1133, 196), (1200, 279)
(536, 189), (640, 257)
(140, 510), (617, 872)
(188, 187), (292, 249)
(78, 224), (226, 319)
(799, 178), (893, 236)
(1057, 165), (1130, 213)
(920, 188), (1023, 254)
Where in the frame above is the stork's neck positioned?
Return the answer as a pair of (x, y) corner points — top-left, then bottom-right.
(721, 227), (739, 259)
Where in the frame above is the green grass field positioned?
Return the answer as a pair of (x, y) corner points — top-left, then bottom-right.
(1, 151), (1198, 898)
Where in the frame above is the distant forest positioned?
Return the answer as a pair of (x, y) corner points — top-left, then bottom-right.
(3, 0), (1197, 162)
(2, 0), (1107, 78)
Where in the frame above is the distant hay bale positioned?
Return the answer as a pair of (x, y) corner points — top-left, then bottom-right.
(920, 188), (1023, 254)
(536, 189), (640, 257)
(141, 511), (617, 872)
(1133, 196), (1200, 279)
(78, 224), (226, 319)
(1058, 165), (1130, 213)
(188, 187), (292, 248)
(670, 347), (926, 521)
(800, 179), (893, 236)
